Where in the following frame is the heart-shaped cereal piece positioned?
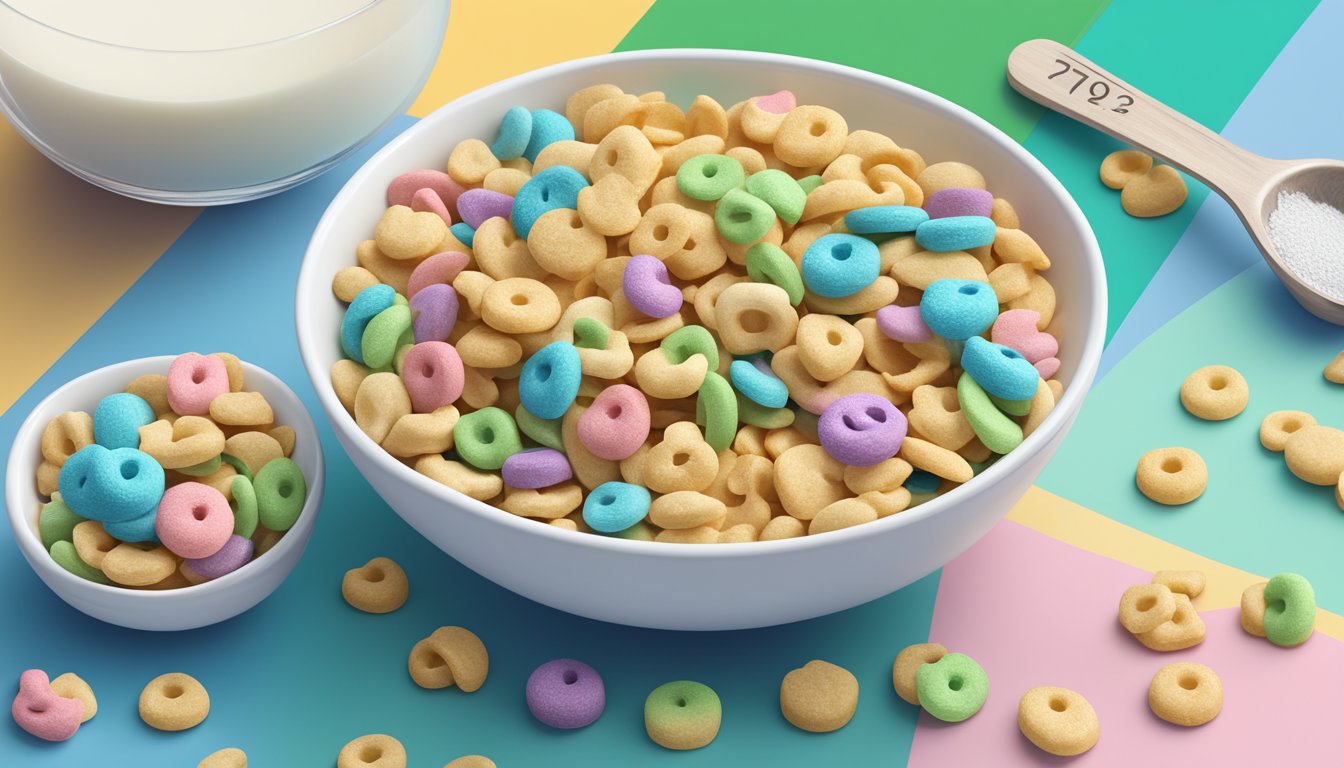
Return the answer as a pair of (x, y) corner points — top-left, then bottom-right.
(577, 173), (642, 236)
(1034, 357), (1061, 380)
(375, 204), (449, 261)
(991, 308), (1058, 363)
(753, 90), (797, 114)
(138, 416), (225, 469)
(1120, 165), (1187, 218)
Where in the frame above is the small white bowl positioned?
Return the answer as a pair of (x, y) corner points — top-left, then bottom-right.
(6, 357), (325, 631)
(297, 49), (1106, 630)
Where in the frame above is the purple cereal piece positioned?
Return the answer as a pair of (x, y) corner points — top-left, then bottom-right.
(876, 303), (933, 343)
(923, 188), (993, 220)
(818, 393), (907, 467)
(185, 534), (254, 580)
(526, 658), (605, 729)
(456, 188), (515, 229)
(410, 283), (459, 343)
(501, 448), (572, 489)
(622, 254), (683, 318)
(407, 251), (471, 299)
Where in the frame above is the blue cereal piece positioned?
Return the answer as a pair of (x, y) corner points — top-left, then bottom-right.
(513, 166), (589, 239)
(490, 105), (533, 161)
(523, 108), (575, 163)
(801, 233), (880, 298)
(93, 393), (155, 449)
(340, 283), (396, 363)
(519, 341), (582, 420)
(914, 215), (996, 252)
(729, 359), (789, 409)
(961, 336), (1041, 401)
(920, 279), (998, 341)
(450, 221), (476, 248)
(906, 469), (941, 495)
(844, 205), (929, 234)
(58, 445), (164, 523)
(102, 509), (158, 543)
(583, 481), (652, 533)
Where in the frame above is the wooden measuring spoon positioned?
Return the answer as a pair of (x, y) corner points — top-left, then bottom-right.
(1007, 38), (1344, 325)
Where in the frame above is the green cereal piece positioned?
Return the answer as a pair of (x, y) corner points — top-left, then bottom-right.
(39, 499), (85, 549)
(916, 652), (988, 723)
(988, 392), (1032, 417)
(1263, 572), (1316, 647)
(745, 169), (806, 225)
(572, 317), (610, 350)
(797, 175), (823, 194)
(644, 680), (722, 750)
(745, 242), (804, 306)
(611, 520), (657, 541)
(455, 407), (523, 471)
(393, 293), (409, 307)
(736, 394), (795, 429)
(254, 458), (307, 532)
(676, 154), (745, 201)
(393, 342), (415, 375)
(714, 188), (776, 245)
(695, 372), (738, 452)
(50, 540), (110, 585)
(230, 475), (259, 539)
(176, 454), (222, 477)
(515, 405), (565, 451)
(661, 325), (719, 370)
(362, 303), (413, 370)
(957, 372), (1024, 454)
(220, 453), (253, 481)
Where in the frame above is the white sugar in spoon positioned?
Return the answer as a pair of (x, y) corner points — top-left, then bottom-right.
(1007, 38), (1344, 325)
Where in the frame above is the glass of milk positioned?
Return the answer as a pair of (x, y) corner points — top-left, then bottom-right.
(0, 0), (450, 204)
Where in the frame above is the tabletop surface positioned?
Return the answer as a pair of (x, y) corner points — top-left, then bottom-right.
(3, 0), (1342, 765)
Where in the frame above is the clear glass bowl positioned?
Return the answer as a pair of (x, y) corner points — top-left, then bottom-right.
(0, 0), (449, 205)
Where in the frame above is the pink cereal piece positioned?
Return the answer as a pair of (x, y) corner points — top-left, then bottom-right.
(753, 90), (797, 114)
(407, 251), (471, 299)
(155, 482), (234, 559)
(402, 341), (465, 413)
(411, 187), (453, 227)
(387, 169), (465, 214)
(1034, 357), (1061, 381)
(578, 384), (650, 460)
(456, 188), (515, 230)
(166, 353), (230, 416)
(990, 308), (1058, 363)
(12, 669), (84, 742)
(923, 187), (994, 219)
(876, 303), (933, 343)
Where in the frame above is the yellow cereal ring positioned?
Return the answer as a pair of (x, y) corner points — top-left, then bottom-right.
(1099, 149), (1153, 189)
(1148, 662), (1222, 726)
(353, 373), (412, 445)
(338, 734), (406, 768)
(801, 178), (903, 222)
(407, 626), (489, 691)
(1179, 365), (1248, 421)
(139, 673), (209, 731)
(333, 266), (380, 303)
(759, 515), (805, 541)
(1152, 570), (1206, 599)
(1017, 687), (1099, 757)
(41, 411), (95, 468)
(591, 125), (661, 197)
(1118, 583), (1177, 634)
(49, 672), (96, 723)
(481, 278), (560, 334)
(381, 406), (459, 458)
(794, 315), (862, 383)
(72, 520), (117, 570)
(803, 276), (901, 316)
(1283, 425), (1344, 485)
(988, 263), (1035, 303)
(444, 756), (496, 768)
(654, 526), (719, 544)
(456, 325), (522, 369)
(892, 642), (947, 705)
(1135, 593), (1205, 651)
(342, 557), (409, 614)
(643, 422), (719, 494)
(526, 208), (607, 281)
(774, 106), (848, 167)
(843, 458), (912, 496)
(470, 218), (544, 280)
(714, 283), (798, 355)
(1259, 410), (1315, 452)
(1136, 447), (1207, 505)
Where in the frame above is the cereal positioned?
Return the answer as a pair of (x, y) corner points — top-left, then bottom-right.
(102, 542), (176, 586)
(11, 669), (86, 741)
(920, 279), (998, 341)
(342, 556), (409, 614)
(924, 188), (993, 219)
(48, 673), (96, 723)
(779, 660), (859, 732)
(1134, 593), (1205, 651)
(186, 535), (254, 580)
(518, 342), (581, 419)
(892, 642), (947, 705)
(802, 234), (880, 298)
(338, 734), (406, 768)
(745, 169), (806, 224)
(644, 680), (721, 750)
(1152, 569), (1206, 598)
(1326, 351), (1344, 383)
(1259, 410), (1315, 452)
(407, 626), (488, 692)
(139, 673), (209, 731)
(1136, 447), (1207, 505)
(1099, 149), (1153, 189)
(1149, 662), (1222, 727)
(1241, 581), (1267, 637)
(1017, 687), (1099, 757)
(582, 481), (651, 532)
(197, 748), (248, 768)
(444, 757), (495, 768)
(915, 215), (996, 252)
(1179, 365), (1249, 420)
(526, 659), (605, 729)
(916, 652), (987, 722)
(1262, 572), (1316, 647)
(818, 394), (907, 467)
(1283, 425), (1344, 485)
(1120, 164), (1187, 218)
(1118, 583), (1176, 634)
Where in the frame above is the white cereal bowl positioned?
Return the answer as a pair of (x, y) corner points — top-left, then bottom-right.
(296, 49), (1106, 631)
(6, 357), (325, 631)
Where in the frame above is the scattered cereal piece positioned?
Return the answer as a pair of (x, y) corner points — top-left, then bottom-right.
(1134, 593), (1205, 651)
(1326, 351), (1344, 383)
(779, 660), (859, 733)
(1241, 581), (1268, 637)
(444, 757), (495, 768)
(1017, 687), (1099, 756)
(48, 672), (96, 723)
(526, 659), (605, 729)
(198, 748), (248, 768)
(1283, 425), (1344, 485)
(915, 652), (987, 722)
(1099, 149), (1153, 190)
(338, 734), (406, 768)
(644, 680), (721, 750)
(892, 642), (947, 705)
(1119, 583), (1176, 634)
(1259, 410), (1315, 452)
(1148, 662), (1222, 726)
(1262, 572), (1316, 647)
(11, 669), (84, 741)
(342, 557), (409, 614)
(1136, 447), (1207, 505)
(138, 673), (209, 731)
(407, 626), (488, 692)
(1152, 569), (1206, 598)
(1179, 365), (1249, 420)
(1120, 165), (1187, 218)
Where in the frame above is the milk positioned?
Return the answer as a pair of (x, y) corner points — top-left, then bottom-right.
(0, 0), (449, 199)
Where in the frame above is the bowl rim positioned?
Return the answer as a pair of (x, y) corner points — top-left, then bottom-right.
(296, 47), (1107, 559)
(5, 355), (326, 598)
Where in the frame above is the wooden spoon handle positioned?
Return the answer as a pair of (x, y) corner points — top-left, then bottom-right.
(1006, 39), (1272, 201)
